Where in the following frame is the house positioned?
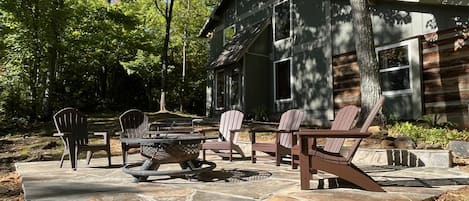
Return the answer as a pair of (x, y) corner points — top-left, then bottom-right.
(199, 0), (469, 128)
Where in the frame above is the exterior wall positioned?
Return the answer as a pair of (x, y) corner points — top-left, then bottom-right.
(205, 0), (469, 125)
(244, 26), (273, 117)
(211, 0), (335, 123)
(207, 0), (273, 117)
(244, 54), (273, 116)
(332, 0), (469, 55)
(291, 0), (333, 123)
(422, 28), (469, 128)
(333, 27), (469, 128)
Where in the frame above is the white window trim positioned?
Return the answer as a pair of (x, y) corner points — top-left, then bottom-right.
(274, 58), (293, 102)
(223, 25), (236, 45)
(215, 69), (225, 110)
(273, 0), (292, 43)
(376, 39), (415, 96)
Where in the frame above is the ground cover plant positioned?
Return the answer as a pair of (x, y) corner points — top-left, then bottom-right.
(387, 115), (469, 147)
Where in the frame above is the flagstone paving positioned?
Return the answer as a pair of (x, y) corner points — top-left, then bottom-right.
(16, 154), (469, 201)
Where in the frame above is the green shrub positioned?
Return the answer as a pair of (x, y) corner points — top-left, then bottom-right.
(388, 121), (469, 146)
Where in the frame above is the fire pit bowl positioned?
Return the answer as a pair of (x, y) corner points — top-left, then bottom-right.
(122, 133), (217, 182)
(140, 137), (201, 164)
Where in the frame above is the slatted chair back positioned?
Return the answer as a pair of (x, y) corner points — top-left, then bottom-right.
(53, 107), (89, 146)
(345, 96), (385, 162)
(322, 105), (360, 153)
(218, 110), (244, 144)
(119, 109), (148, 138)
(278, 109), (305, 148)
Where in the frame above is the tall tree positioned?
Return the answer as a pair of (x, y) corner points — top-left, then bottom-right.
(43, 0), (66, 120)
(349, 0), (381, 123)
(153, 0), (175, 112)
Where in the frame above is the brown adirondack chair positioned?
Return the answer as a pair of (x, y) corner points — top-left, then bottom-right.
(200, 110), (245, 161)
(291, 105), (359, 169)
(250, 109), (305, 166)
(53, 107), (111, 170)
(118, 109), (149, 165)
(297, 97), (385, 192)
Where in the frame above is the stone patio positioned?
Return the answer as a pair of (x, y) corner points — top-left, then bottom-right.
(16, 153), (469, 201)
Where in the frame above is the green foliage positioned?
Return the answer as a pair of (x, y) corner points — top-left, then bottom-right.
(252, 106), (269, 121)
(0, 0), (213, 128)
(388, 121), (469, 146)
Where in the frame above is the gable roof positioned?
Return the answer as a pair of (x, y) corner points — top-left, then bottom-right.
(198, 0), (230, 38)
(210, 19), (271, 68)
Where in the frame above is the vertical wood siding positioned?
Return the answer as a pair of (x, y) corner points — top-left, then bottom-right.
(332, 27), (469, 127)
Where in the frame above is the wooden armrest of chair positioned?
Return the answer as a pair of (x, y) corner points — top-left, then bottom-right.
(115, 131), (123, 136)
(249, 127), (277, 133)
(53, 132), (74, 137)
(296, 129), (370, 138)
(250, 128), (297, 136)
(91, 131), (111, 144)
(229, 129), (244, 133)
(195, 127), (219, 134)
(92, 132), (109, 136)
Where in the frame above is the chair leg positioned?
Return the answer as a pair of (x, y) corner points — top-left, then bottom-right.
(233, 145), (245, 159)
(275, 147), (281, 166)
(202, 149), (206, 161)
(122, 143), (127, 165)
(229, 148), (233, 162)
(313, 159), (385, 192)
(59, 137), (68, 168)
(86, 151), (93, 165)
(292, 154), (299, 169)
(72, 145), (78, 171)
(59, 149), (67, 168)
(251, 150), (256, 163)
(107, 148), (111, 167)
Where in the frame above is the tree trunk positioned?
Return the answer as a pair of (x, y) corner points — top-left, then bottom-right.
(156, 0), (175, 112)
(349, 0), (382, 125)
(179, 0), (190, 112)
(29, 0), (41, 120)
(43, 0), (63, 120)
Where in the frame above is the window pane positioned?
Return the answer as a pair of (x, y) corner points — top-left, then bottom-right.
(380, 68), (410, 91)
(216, 71), (225, 108)
(274, 1), (290, 41)
(275, 60), (291, 100)
(378, 45), (409, 69)
(230, 69), (240, 106)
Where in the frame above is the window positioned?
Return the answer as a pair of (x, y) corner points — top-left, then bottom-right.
(274, 1), (290, 41)
(274, 59), (292, 100)
(216, 70), (225, 109)
(224, 25), (236, 45)
(377, 41), (413, 95)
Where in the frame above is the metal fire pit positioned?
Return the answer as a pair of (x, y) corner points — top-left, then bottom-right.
(122, 133), (216, 182)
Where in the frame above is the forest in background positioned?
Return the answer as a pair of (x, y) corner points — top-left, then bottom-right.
(0, 0), (217, 131)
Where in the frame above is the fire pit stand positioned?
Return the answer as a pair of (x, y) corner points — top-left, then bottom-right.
(122, 134), (216, 182)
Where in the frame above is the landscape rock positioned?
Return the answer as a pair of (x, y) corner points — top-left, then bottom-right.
(448, 140), (469, 158)
(368, 126), (381, 133)
(394, 136), (416, 149)
(417, 142), (443, 150)
(380, 139), (394, 148)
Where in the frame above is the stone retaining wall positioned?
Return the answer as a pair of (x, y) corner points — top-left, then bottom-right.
(236, 141), (452, 168)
